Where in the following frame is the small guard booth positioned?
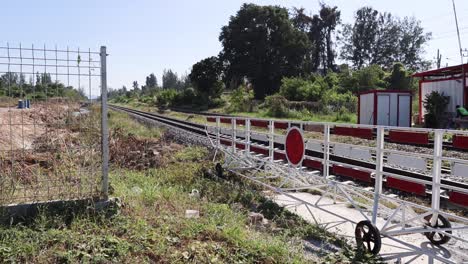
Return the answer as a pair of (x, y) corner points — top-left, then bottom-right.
(358, 90), (412, 127)
(413, 63), (468, 123)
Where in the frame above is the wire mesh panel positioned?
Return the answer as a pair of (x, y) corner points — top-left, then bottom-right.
(0, 44), (107, 205)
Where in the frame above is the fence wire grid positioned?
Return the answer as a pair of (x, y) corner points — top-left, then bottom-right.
(0, 43), (108, 205)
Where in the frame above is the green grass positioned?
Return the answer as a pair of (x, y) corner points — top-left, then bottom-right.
(0, 108), (382, 263)
(109, 110), (162, 139)
(112, 101), (357, 125)
(230, 109), (357, 123)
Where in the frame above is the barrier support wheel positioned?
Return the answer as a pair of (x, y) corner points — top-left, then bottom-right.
(424, 214), (452, 245)
(215, 163), (224, 178)
(355, 220), (382, 255)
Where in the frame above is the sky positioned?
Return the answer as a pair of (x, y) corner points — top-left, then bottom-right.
(1, 0), (467, 91)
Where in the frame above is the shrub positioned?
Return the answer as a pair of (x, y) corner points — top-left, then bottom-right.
(279, 77), (325, 102)
(227, 85), (254, 113)
(264, 94), (289, 117)
(333, 106), (354, 123)
(156, 89), (179, 107)
(323, 90), (358, 113)
(175, 87), (197, 105)
(423, 91), (449, 128)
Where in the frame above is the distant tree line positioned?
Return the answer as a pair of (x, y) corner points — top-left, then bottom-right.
(110, 3), (430, 110)
(0, 72), (86, 100)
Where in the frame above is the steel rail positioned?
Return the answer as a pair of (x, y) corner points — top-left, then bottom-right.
(166, 107), (466, 152)
(109, 105), (468, 193)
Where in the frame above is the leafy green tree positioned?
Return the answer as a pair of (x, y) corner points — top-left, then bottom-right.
(387, 63), (411, 90)
(219, 3), (311, 99)
(162, 69), (179, 90)
(291, 5), (341, 73)
(340, 7), (431, 70)
(371, 13), (400, 68)
(145, 73), (158, 89)
(340, 7), (379, 69)
(189, 56), (223, 98)
(395, 17), (432, 70)
(353, 65), (387, 92)
(319, 4), (341, 73)
(279, 77), (325, 102)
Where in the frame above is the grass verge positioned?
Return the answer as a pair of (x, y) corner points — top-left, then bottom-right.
(0, 109), (381, 263)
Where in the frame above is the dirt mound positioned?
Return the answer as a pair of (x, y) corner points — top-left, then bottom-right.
(109, 128), (183, 170)
(0, 102), (81, 150)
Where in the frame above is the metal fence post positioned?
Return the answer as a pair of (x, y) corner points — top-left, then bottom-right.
(100, 46), (109, 200)
(216, 117), (220, 148)
(431, 129), (443, 225)
(245, 119), (251, 157)
(232, 118), (236, 152)
(269, 120), (274, 162)
(323, 124), (330, 178)
(372, 126), (385, 225)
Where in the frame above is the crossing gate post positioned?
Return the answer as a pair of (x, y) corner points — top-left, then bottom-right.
(323, 124), (330, 178)
(372, 126), (385, 224)
(431, 129), (443, 225)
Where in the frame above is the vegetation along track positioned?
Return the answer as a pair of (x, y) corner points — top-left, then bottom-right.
(109, 105), (468, 204)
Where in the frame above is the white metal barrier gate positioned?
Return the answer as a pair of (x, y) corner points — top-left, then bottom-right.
(205, 116), (468, 263)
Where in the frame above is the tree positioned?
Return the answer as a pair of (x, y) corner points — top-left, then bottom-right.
(395, 17), (432, 70)
(132, 81), (139, 90)
(189, 56), (223, 98)
(145, 73), (158, 89)
(387, 63), (411, 90)
(162, 69), (179, 90)
(291, 5), (341, 73)
(219, 4), (311, 99)
(340, 7), (431, 70)
(371, 13), (400, 68)
(340, 7), (379, 69)
(319, 4), (341, 73)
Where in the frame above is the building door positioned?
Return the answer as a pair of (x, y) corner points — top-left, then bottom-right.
(398, 95), (411, 127)
(377, 95), (390, 126)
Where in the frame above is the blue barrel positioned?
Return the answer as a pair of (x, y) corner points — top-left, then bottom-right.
(26, 99), (30, 108)
(18, 100), (23, 109)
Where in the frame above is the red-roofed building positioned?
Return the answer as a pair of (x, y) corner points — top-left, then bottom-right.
(413, 64), (468, 123)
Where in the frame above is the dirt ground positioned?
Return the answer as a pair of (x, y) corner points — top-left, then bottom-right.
(0, 102), (80, 151)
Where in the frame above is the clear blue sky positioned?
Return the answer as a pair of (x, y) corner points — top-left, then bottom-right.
(1, 0), (467, 90)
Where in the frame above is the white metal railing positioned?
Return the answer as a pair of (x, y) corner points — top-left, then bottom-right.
(206, 115), (468, 261)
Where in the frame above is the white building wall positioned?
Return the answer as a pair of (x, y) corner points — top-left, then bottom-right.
(359, 93), (374, 125)
(421, 78), (464, 118)
(389, 93), (398, 126)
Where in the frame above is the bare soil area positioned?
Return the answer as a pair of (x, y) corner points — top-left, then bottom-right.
(0, 102), (80, 150)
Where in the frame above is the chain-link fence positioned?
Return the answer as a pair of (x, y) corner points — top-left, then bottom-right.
(0, 44), (108, 205)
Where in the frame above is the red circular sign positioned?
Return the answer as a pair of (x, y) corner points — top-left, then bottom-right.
(285, 127), (305, 166)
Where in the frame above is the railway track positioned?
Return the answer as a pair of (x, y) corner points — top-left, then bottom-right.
(168, 107), (467, 152)
(110, 105), (468, 200)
